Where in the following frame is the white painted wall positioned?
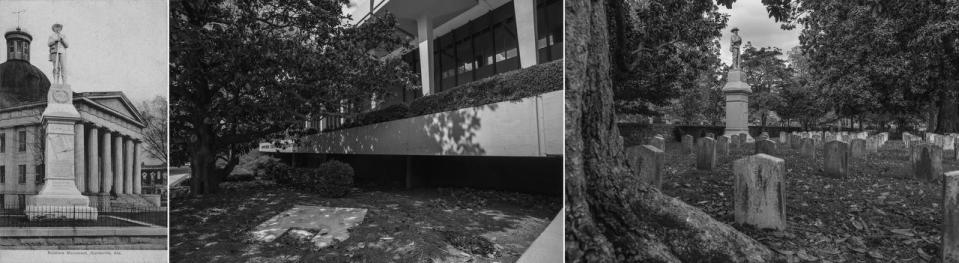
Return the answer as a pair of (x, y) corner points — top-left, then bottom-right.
(266, 90), (562, 157)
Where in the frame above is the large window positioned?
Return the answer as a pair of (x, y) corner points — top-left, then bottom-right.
(35, 165), (43, 185)
(18, 165), (25, 184)
(18, 130), (25, 152)
(0, 166), (5, 184)
(1, 133), (5, 153)
(433, 2), (519, 92)
(536, 0), (563, 63)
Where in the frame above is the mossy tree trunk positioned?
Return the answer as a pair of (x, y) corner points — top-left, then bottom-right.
(564, 1), (783, 262)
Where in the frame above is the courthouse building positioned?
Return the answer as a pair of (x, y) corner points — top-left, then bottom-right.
(0, 27), (148, 209)
(262, 0), (564, 194)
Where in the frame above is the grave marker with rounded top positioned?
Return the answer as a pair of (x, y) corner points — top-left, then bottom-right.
(683, 134), (694, 154)
(626, 145), (664, 189)
(800, 138), (815, 158)
(824, 141), (850, 178)
(850, 138), (866, 158)
(944, 171), (959, 262)
(696, 137), (716, 170)
(649, 135), (666, 152)
(755, 139), (777, 156)
(717, 135), (730, 159)
(779, 131), (787, 144)
(911, 143), (943, 182)
(734, 154), (787, 230)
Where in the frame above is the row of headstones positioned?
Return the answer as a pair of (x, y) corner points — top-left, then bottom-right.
(905, 132), (959, 151)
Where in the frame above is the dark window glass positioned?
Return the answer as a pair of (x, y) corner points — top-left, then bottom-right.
(455, 36), (474, 85)
(536, 0), (563, 63)
(35, 165), (43, 184)
(1, 166), (5, 183)
(1, 133), (5, 153)
(18, 165), (25, 184)
(18, 131), (26, 152)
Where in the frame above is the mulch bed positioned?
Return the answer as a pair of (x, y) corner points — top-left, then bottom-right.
(170, 185), (559, 263)
(649, 139), (955, 262)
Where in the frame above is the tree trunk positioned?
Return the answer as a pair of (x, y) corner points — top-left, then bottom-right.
(190, 123), (220, 195)
(936, 94), (959, 133)
(565, 1), (782, 262)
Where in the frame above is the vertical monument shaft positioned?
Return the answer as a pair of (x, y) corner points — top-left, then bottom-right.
(723, 27), (751, 137)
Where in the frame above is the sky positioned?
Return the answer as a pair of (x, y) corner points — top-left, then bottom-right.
(0, 0), (168, 104)
(716, 1), (802, 66)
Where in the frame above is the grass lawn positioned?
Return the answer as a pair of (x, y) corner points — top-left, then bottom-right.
(170, 183), (559, 263)
(645, 139), (955, 262)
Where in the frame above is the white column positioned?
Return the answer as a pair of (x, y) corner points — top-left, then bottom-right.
(86, 126), (99, 193)
(124, 138), (134, 194)
(74, 123), (85, 193)
(417, 15), (435, 96)
(133, 141), (142, 194)
(113, 133), (124, 194)
(100, 128), (112, 194)
(514, 0), (539, 68)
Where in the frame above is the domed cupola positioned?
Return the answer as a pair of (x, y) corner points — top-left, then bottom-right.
(0, 28), (51, 108)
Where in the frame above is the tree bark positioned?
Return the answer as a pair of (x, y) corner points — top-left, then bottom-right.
(936, 95), (959, 133)
(565, 1), (782, 262)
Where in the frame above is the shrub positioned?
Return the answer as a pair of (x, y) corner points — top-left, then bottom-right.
(338, 103), (410, 130)
(274, 160), (354, 198)
(224, 173), (255, 182)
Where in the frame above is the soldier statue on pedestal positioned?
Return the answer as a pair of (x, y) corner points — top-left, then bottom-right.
(48, 23), (68, 84)
(730, 27), (742, 69)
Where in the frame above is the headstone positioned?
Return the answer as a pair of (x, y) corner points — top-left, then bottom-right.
(733, 154), (787, 230)
(755, 139), (777, 156)
(800, 138), (815, 158)
(717, 135), (730, 159)
(779, 131), (787, 144)
(944, 134), (955, 151)
(696, 138), (716, 170)
(850, 138), (866, 158)
(944, 171), (959, 262)
(706, 132), (715, 139)
(683, 134), (694, 154)
(865, 136), (879, 153)
(842, 134), (851, 143)
(739, 133), (748, 145)
(791, 134), (801, 149)
(911, 143), (943, 182)
(824, 141), (850, 178)
(649, 135), (666, 152)
(626, 145), (664, 189)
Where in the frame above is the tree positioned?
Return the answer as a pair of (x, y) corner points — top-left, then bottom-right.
(566, 0), (782, 261)
(766, 0), (959, 132)
(170, 0), (414, 194)
(139, 96), (168, 164)
(740, 44), (789, 130)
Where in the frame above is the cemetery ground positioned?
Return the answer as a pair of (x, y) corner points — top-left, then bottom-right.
(637, 138), (955, 262)
(169, 180), (559, 262)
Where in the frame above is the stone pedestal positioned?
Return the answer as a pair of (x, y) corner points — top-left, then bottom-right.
(723, 69), (751, 137)
(26, 84), (97, 221)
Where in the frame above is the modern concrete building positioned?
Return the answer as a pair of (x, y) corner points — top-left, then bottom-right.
(262, 0), (563, 194)
(0, 27), (152, 210)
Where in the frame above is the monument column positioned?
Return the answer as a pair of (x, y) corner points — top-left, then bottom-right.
(723, 27), (752, 138)
(113, 133), (124, 194)
(74, 123), (85, 193)
(133, 141), (142, 194)
(101, 128), (113, 194)
(86, 125), (99, 193)
(124, 137), (134, 194)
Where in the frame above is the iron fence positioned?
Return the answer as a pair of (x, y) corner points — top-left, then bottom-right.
(0, 206), (167, 227)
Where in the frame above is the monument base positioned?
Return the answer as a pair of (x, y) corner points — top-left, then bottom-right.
(25, 205), (98, 221)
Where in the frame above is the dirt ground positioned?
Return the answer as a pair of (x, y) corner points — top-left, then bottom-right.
(170, 183), (560, 263)
(646, 139), (955, 262)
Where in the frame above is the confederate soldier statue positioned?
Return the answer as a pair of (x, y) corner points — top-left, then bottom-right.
(730, 27), (742, 69)
(48, 23), (68, 84)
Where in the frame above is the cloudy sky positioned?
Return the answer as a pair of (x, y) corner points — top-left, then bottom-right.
(716, 1), (802, 65)
(0, 0), (167, 103)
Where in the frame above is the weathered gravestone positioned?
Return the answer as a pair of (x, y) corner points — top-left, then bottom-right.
(717, 135), (730, 159)
(706, 132), (715, 139)
(944, 171), (959, 262)
(682, 134), (694, 154)
(824, 141), (850, 178)
(850, 138), (866, 158)
(911, 143), (943, 182)
(790, 134), (801, 149)
(696, 138), (716, 170)
(800, 138), (815, 158)
(626, 145), (664, 189)
(733, 154), (787, 230)
(739, 133), (749, 145)
(649, 135), (666, 152)
(779, 131), (787, 144)
(865, 136), (880, 153)
(944, 135), (955, 151)
(755, 139), (777, 156)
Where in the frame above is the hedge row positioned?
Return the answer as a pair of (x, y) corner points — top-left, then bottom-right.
(337, 60), (562, 130)
(269, 160), (355, 198)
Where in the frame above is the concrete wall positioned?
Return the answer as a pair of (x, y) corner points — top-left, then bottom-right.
(277, 90), (562, 157)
